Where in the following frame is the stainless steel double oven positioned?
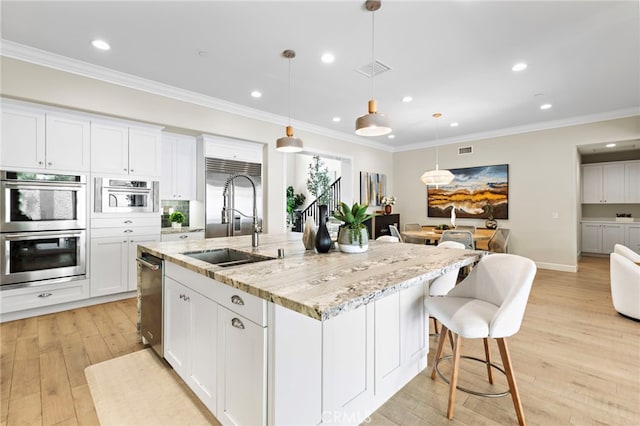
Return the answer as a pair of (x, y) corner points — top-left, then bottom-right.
(1, 171), (87, 288)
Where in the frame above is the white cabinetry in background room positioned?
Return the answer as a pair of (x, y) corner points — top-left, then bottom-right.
(582, 161), (640, 204)
(161, 133), (196, 200)
(582, 163), (625, 203)
(90, 217), (160, 296)
(626, 223), (640, 254)
(164, 276), (217, 415)
(1, 103), (90, 172)
(91, 121), (161, 176)
(581, 222), (625, 254)
(161, 231), (205, 242)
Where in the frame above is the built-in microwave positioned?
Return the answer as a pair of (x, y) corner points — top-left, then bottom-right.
(0, 170), (86, 232)
(94, 177), (159, 213)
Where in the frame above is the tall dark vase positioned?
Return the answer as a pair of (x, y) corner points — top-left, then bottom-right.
(315, 204), (332, 253)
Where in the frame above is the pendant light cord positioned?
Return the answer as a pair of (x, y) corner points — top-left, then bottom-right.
(371, 10), (376, 99)
(434, 114), (440, 170)
(288, 57), (292, 127)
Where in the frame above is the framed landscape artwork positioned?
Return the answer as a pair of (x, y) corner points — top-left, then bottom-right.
(360, 171), (386, 207)
(427, 164), (509, 219)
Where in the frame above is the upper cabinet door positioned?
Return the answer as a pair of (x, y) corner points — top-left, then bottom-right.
(1, 107), (46, 169)
(129, 127), (161, 177)
(91, 122), (129, 175)
(602, 163), (625, 203)
(46, 113), (90, 172)
(581, 165), (603, 203)
(625, 162), (640, 203)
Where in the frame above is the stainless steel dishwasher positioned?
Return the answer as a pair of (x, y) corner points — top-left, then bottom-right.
(137, 253), (164, 357)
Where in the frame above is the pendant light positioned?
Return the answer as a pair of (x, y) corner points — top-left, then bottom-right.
(420, 113), (454, 187)
(276, 49), (304, 153)
(355, 0), (391, 137)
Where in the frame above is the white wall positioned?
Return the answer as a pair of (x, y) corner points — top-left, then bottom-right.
(394, 116), (640, 271)
(0, 57), (393, 234)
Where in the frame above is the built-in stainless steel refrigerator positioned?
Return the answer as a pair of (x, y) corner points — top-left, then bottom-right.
(205, 157), (263, 239)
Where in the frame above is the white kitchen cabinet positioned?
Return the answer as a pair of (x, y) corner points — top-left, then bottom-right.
(91, 121), (161, 176)
(581, 222), (625, 254)
(626, 223), (640, 255)
(45, 113), (91, 171)
(217, 306), (266, 426)
(625, 162), (640, 203)
(164, 277), (218, 415)
(582, 163), (625, 204)
(1, 105), (90, 172)
(161, 133), (197, 200)
(90, 218), (160, 296)
(0, 278), (89, 314)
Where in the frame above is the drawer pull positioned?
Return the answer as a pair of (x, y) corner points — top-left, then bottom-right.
(124, 220), (133, 224)
(231, 295), (244, 306)
(38, 292), (52, 298)
(124, 229), (133, 233)
(179, 235), (188, 239)
(231, 318), (245, 330)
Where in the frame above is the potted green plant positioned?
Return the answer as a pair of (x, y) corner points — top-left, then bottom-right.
(286, 186), (306, 229)
(169, 211), (185, 229)
(332, 201), (373, 253)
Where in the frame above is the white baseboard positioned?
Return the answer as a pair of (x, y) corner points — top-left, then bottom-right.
(535, 262), (578, 273)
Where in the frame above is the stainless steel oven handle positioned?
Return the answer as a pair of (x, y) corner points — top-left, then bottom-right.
(105, 188), (152, 194)
(3, 230), (84, 240)
(4, 182), (84, 190)
(136, 257), (160, 271)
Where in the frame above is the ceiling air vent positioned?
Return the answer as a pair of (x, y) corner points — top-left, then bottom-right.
(458, 146), (473, 155)
(356, 60), (392, 78)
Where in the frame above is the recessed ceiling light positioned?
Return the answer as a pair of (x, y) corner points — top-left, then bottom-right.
(250, 91), (262, 98)
(91, 39), (110, 50)
(387, 134), (395, 139)
(332, 117), (341, 122)
(450, 122), (459, 127)
(512, 62), (527, 72)
(401, 96), (413, 103)
(606, 143), (616, 148)
(198, 51), (208, 57)
(540, 103), (552, 110)
(321, 53), (335, 64)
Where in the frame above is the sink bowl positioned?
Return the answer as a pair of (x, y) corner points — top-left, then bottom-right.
(183, 248), (274, 268)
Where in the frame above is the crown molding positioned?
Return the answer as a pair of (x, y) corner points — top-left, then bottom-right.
(0, 39), (394, 152)
(395, 107), (640, 152)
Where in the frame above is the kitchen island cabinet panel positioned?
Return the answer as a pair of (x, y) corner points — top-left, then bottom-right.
(217, 306), (266, 426)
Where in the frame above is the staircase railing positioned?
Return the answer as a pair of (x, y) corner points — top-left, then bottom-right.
(294, 177), (341, 232)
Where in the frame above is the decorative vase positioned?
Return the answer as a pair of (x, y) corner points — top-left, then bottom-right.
(384, 204), (392, 215)
(314, 205), (333, 253)
(171, 222), (182, 229)
(302, 217), (316, 250)
(337, 227), (369, 253)
(485, 218), (498, 230)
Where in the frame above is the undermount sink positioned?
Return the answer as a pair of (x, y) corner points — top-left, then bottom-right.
(183, 248), (275, 268)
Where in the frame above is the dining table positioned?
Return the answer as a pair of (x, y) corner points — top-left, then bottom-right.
(401, 229), (493, 245)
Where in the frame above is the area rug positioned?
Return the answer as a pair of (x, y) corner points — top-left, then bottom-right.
(85, 349), (218, 425)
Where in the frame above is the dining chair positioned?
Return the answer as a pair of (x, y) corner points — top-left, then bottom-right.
(488, 228), (511, 253)
(403, 223), (423, 244)
(440, 230), (474, 250)
(388, 225), (404, 242)
(454, 225), (476, 233)
(425, 253), (537, 426)
(376, 235), (400, 243)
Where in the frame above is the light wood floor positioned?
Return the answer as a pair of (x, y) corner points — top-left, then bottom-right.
(1, 256), (638, 425)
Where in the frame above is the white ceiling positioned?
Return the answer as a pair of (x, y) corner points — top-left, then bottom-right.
(1, 1), (639, 152)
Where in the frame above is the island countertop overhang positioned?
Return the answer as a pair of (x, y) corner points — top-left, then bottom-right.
(138, 233), (482, 321)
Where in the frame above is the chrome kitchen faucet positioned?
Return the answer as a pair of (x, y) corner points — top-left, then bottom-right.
(221, 173), (261, 248)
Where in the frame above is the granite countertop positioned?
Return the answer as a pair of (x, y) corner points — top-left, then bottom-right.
(161, 227), (205, 234)
(138, 233), (482, 321)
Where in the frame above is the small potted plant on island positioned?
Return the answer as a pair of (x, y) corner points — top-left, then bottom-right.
(332, 201), (373, 253)
(169, 211), (185, 229)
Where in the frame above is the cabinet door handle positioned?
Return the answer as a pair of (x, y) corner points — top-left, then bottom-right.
(179, 294), (184, 300)
(38, 292), (52, 298)
(231, 295), (244, 305)
(231, 318), (245, 330)
(48, 162), (52, 166)
(124, 168), (128, 172)
(130, 169), (134, 173)
(38, 161), (44, 165)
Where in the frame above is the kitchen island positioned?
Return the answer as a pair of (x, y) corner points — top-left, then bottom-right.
(138, 233), (482, 426)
